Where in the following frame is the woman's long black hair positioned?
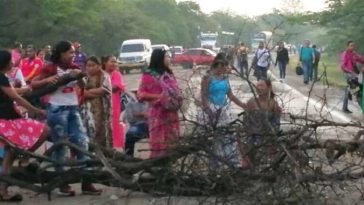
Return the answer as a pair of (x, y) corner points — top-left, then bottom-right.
(148, 49), (172, 75)
(50, 41), (73, 64)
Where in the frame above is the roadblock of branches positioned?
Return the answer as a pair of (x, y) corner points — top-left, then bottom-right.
(1, 71), (364, 203)
(1, 111), (364, 203)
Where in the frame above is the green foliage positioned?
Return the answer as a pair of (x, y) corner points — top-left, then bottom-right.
(318, 0), (364, 53)
(0, 0), (326, 55)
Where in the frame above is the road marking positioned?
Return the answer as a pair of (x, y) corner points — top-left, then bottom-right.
(268, 71), (352, 123)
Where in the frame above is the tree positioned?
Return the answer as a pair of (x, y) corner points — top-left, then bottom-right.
(318, 0), (364, 53)
(281, 0), (304, 14)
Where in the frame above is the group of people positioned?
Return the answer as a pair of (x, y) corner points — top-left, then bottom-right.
(196, 49), (282, 169)
(0, 40), (135, 200)
(225, 41), (290, 83)
(0, 39), (285, 201)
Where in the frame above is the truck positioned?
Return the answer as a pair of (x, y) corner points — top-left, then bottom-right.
(251, 31), (273, 53)
(200, 32), (219, 53)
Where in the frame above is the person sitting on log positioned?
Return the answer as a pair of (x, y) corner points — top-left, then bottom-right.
(239, 78), (282, 168)
(0, 50), (50, 202)
(122, 90), (149, 157)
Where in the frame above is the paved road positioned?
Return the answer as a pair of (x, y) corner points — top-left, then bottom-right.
(7, 61), (364, 204)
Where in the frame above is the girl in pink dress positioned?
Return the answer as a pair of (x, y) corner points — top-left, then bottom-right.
(0, 50), (50, 201)
(138, 49), (180, 158)
(102, 56), (125, 149)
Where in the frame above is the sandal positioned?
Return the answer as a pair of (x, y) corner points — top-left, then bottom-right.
(57, 185), (76, 197)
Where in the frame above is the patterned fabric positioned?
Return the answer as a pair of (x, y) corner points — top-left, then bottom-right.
(138, 71), (180, 158)
(80, 71), (112, 147)
(197, 103), (233, 128)
(0, 119), (45, 150)
(158, 73), (183, 111)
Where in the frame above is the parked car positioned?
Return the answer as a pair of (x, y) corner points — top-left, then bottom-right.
(118, 39), (152, 74)
(173, 48), (216, 69)
(170, 46), (183, 55)
(151, 44), (170, 51)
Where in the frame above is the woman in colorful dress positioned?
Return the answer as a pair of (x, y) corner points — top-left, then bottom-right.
(138, 49), (180, 158)
(102, 56), (125, 150)
(0, 50), (49, 201)
(81, 56), (112, 147)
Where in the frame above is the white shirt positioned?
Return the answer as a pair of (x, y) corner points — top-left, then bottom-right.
(256, 48), (271, 68)
(48, 67), (79, 106)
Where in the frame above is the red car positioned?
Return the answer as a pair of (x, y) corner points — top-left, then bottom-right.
(173, 48), (216, 69)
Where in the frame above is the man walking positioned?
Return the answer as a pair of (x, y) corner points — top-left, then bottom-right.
(254, 42), (271, 80)
(237, 42), (249, 76)
(341, 40), (364, 113)
(299, 40), (315, 84)
(312, 45), (321, 81)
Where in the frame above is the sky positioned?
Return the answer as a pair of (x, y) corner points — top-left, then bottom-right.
(176, 0), (327, 17)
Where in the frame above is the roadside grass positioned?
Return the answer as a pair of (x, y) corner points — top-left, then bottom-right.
(289, 54), (346, 88)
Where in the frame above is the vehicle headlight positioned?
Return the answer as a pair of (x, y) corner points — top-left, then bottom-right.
(136, 56), (144, 62)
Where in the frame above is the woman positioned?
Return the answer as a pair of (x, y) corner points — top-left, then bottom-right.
(275, 42), (289, 82)
(6, 55), (27, 91)
(37, 49), (46, 63)
(241, 78), (282, 167)
(81, 56), (112, 147)
(31, 41), (101, 196)
(138, 49), (180, 158)
(200, 60), (246, 169)
(102, 56), (125, 150)
(0, 50), (49, 201)
(244, 78), (281, 139)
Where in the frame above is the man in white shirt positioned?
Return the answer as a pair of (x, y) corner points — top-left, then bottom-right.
(254, 42), (271, 80)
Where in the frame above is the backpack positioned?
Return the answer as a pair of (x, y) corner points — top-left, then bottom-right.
(158, 73), (183, 111)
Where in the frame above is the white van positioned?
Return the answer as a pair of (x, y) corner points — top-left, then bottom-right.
(118, 39), (152, 74)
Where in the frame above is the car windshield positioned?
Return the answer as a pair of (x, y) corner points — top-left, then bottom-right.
(152, 46), (164, 50)
(201, 36), (217, 41)
(121, 44), (144, 53)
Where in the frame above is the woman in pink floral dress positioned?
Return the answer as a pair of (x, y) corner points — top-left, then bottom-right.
(138, 49), (180, 158)
(0, 50), (49, 201)
(102, 56), (126, 150)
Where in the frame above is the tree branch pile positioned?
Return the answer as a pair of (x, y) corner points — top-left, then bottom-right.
(1, 112), (364, 203)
